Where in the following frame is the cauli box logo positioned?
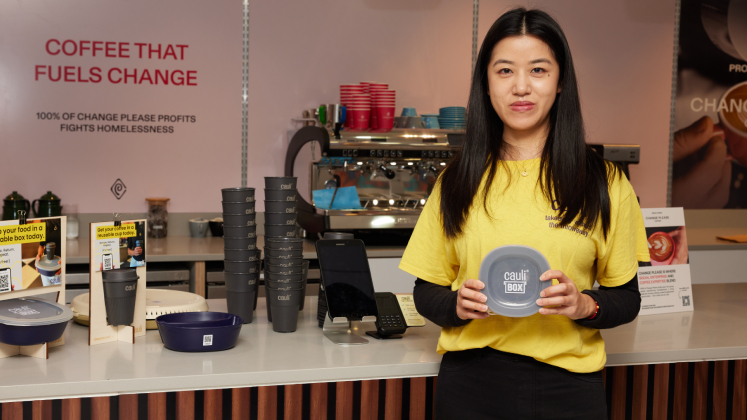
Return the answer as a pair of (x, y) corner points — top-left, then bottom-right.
(504, 269), (529, 294)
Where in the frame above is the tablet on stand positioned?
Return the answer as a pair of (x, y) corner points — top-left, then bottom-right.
(316, 239), (378, 345)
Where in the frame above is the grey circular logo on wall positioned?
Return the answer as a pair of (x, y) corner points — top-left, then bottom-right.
(111, 179), (127, 200)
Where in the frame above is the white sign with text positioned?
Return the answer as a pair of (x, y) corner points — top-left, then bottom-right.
(638, 208), (694, 315)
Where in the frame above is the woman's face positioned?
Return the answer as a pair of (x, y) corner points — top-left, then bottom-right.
(487, 35), (561, 135)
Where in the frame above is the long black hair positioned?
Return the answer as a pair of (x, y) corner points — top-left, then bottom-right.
(439, 7), (618, 239)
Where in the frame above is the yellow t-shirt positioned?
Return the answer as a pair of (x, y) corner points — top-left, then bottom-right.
(399, 158), (650, 373)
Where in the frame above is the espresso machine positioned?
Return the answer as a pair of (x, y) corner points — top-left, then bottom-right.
(285, 126), (462, 244)
(284, 123), (640, 244)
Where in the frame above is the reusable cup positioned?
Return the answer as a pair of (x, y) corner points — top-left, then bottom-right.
(264, 213), (297, 226)
(264, 189), (298, 202)
(221, 188), (255, 203)
(221, 225), (257, 239)
(226, 290), (256, 324)
(265, 177), (298, 191)
(264, 201), (297, 214)
(222, 202), (256, 215)
(102, 268), (139, 326)
(222, 214), (256, 227)
(264, 224), (297, 238)
(267, 237), (304, 250)
(267, 285), (304, 332)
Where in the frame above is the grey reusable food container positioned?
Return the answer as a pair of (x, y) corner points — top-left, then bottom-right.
(264, 177), (298, 191)
(102, 268), (139, 326)
(36, 242), (61, 277)
(479, 245), (552, 318)
(221, 188), (255, 203)
(0, 298), (73, 346)
(264, 189), (298, 202)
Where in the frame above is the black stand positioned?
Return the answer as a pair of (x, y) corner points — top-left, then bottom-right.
(366, 331), (403, 340)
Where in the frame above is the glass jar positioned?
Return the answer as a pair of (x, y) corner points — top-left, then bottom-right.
(146, 198), (170, 238)
(65, 204), (79, 239)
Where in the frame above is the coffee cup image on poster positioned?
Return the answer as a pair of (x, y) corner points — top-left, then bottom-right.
(93, 221), (146, 272)
(645, 226), (689, 266)
(672, 0), (747, 209)
(0, 218), (63, 292)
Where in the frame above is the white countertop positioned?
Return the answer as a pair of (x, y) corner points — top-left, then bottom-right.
(1, 283), (746, 402)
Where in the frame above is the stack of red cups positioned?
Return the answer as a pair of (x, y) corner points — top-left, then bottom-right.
(340, 84), (364, 128)
(371, 88), (396, 132)
(349, 93), (372, 131)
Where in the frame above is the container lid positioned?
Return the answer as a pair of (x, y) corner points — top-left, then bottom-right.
(0, 298), (73, 327)
(145, 197), (170, 204)
(102, 268), (139, 282)
(479, 245), (551, 318)
(221, 187), (255, 192)
(36, 254), (61, 271)
(38, 191), (61, 202)
(3, 191), (26, 202)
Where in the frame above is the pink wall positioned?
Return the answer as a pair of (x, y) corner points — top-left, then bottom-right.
(1, 1), (675, 212)
(250, 0), (676, 209)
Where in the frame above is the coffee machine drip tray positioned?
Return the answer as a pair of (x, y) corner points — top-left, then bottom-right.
(318, 208), (422, 230)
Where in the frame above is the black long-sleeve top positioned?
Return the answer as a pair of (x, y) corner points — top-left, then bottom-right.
(413, 261), (649, 330)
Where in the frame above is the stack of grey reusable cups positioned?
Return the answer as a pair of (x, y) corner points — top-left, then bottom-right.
(264, 237), (308, 332)
(222, 187), (260, 324)
(263, 176), (308, 332)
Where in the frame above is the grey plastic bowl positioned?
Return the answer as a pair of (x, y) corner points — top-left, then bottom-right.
(264, 201), (297, 214)
(479, 245), (552, 318)
(265, 177), (298, 191)
(264, 212), (297, 226)
(264, 189), (298, 202)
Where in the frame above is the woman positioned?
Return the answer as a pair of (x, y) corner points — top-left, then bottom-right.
(399, 8), (650, 419)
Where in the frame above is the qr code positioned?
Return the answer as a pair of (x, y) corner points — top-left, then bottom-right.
(103, 254), (113, 271)
(8, 306), (40, 316)
(203, 335), (213, 346)
(0, 270), (10, 293)
(682, 296), (691, 307)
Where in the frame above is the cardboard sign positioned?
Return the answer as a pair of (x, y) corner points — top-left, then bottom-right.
(89, 220), (147, 345)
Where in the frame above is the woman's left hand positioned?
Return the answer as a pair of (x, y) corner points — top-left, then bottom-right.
(536, 270), (596, 320)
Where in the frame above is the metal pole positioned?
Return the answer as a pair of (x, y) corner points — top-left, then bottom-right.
(242, 0), (249, 187)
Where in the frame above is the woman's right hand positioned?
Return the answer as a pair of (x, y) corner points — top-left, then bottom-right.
(456, 279), (490, 320)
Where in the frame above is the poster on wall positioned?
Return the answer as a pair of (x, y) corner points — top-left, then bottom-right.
(673, 0), (747, 209)
(0, 0), (241, 214)
(0, 218), (66, 292)
(637, 208), (694, 316)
